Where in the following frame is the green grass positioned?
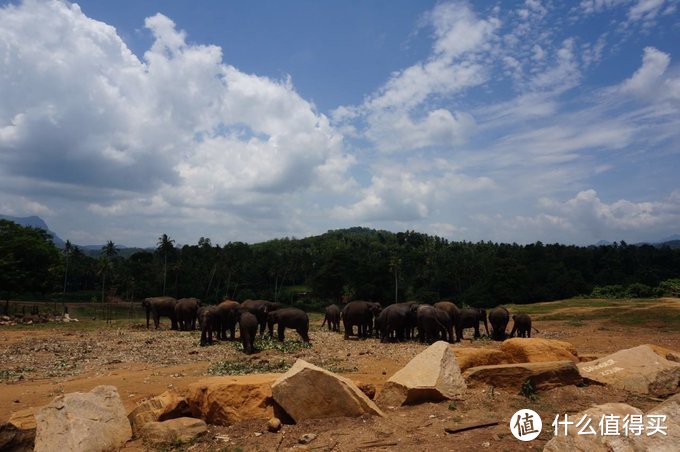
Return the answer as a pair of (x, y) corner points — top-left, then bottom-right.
(231, 336), (312, 353)
(208, 359), (290, 376)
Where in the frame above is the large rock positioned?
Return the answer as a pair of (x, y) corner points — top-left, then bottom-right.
(636, 393), (680, 451)
(271, 359), (385, 422)
(187, 374), (279, 426)
(543, 403), (644, 451)
(501, 338), (578, 363)
(139, 417), (207, 446)
(128, 390), (191, 438)
(0, 408), (37, 452)
(376, 341), (466, 407)
(452, 347), (511, 371)
(34, 385), (132, 452)
(577, 345), (680, 397)
(464, 361), (582, 390)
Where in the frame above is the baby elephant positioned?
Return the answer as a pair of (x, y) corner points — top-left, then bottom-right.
(267, 307), (310, 342)
(197, 305), (219, 346)
(321, 304), (341, 332)
(237, 309), (258, 354)
(510, 313), (534, 338)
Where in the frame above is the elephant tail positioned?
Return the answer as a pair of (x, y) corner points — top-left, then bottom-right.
(532, 326), (540, 333)
(321, 315), (327, 327)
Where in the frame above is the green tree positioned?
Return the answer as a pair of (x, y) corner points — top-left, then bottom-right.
(0, 220), (61, 298)
(99, 241), (118, 303)
(156, 234), (175, 295)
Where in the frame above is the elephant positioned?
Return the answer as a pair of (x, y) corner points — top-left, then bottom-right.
(237, 309), (258, 354)
(416, 305), (450, 344)
(142, 296), (178, 330)
(434, 301), (463, 342)
(342, 301), (382, 339)
(215, 300), (241, 340)
(459, 307), (489, 339)
(197, 305), (219, 346)
(510, 313), (537, 338)
(175, 297), (201, 331)
(321, 304), (341, 331)
(376, 302), (418, 342)
(266, 307), (310, 342)
(488, 306), (510, 341)
(241, 299), (282, 335)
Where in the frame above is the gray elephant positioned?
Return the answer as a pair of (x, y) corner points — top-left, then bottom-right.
(142, 296), (178, 330)
(488, 306), (510, 341)
(416, 305), (450, 344)
(215, 300), (240, 340)
(241, 299), (283, 335)
(267, 307), (310, 342)
(321, 304), (341, 331)
(342, 301), (382, 339)
(197, 305), (219, 346)
(510, 313), (537, 338)
(376, 302), (417, 342)
(175, 297), (201, 331)
(237, 309), (258, 354)
(459, 307), (489, 339)
(434, 301), (462, 342)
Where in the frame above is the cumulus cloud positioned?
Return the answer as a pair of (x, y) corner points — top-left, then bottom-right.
(0, 0), (352, 235)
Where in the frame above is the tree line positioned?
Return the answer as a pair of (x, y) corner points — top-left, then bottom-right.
(1, 221), (679, 308)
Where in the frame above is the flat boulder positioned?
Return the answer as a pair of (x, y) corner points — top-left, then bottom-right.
(577, 345), (680, 397)
(501, 338), (578, 363)
(463, 361), (582, 390)
(452, 347), (511, 371)
(376, 341), (466, 407)
(34, 385), (132, 452)
(139, 417), (207, 446)
(635, 393), (680, 451)
(271, 359), (385, 422)
(128, 390), (191, 437)
(187, 374), (279, 426)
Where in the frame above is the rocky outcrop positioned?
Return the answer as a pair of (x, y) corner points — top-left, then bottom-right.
(34, 385), (132, 452)
(186, 374), (280, 426)
(501, 338), (579, 363)
(271, 359), (385, 422)
(452, 347), (511, 371)
(376, 341), (466, 407)
(577, 345), (680, 397)
(463, 361), (582, 390)
(636, 393), (680, 451)
(139, 417), (207, 446)
(128, 390), (191, 437)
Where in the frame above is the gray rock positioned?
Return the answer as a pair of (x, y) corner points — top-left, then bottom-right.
(139, 417), (207, 446)
(34, 385), (132, 452)
(376, 341), (466, 407)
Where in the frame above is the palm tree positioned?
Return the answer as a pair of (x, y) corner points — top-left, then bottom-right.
(157, 234), (175, 295)
(60, 240), (73, 312)
(100, 241), (118, 304)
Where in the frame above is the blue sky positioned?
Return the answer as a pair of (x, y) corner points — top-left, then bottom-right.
(0, 0), (678, 247)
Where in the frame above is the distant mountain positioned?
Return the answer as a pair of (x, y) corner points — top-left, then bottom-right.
(593, 236), (680, 249)
(0, 214), (65, 247)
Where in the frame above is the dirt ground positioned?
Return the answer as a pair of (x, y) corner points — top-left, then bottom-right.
(1, 298), (680, 451)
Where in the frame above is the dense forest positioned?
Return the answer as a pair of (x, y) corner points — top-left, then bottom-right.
(1, 220), (679, 309)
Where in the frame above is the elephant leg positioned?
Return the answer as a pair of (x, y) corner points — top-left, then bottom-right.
(474, 324), (480, 338)
(527, 328), (531, 338)
(277, 326), (285, 342)
(153, 313), (160, 329)
(298, 327), (310, 342)
(146, 311), (151, 329)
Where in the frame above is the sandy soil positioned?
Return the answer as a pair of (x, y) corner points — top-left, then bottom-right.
(1, 298), (679, 451)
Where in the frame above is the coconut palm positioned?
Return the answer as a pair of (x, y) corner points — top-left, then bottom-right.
(157, 234), (175, 295)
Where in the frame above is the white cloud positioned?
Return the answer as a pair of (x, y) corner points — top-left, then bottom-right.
(0, 0), (352, 230)
(619, 47), (670, 95)
(628, 0), (667, 23)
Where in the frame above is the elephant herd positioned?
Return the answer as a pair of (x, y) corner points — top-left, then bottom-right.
(324, 300), (536, 344)
(142, 297), (310, 354)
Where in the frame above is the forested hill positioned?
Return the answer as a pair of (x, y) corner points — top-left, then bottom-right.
(2, 221), (680, 307)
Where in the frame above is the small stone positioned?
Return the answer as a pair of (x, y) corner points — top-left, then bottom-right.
(267, 417), (282, 433)
(299, 433), (317, 444)
(254, 432), (263, 437)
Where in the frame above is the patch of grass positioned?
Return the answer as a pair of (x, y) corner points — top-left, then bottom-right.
(231, 336), (312, 353)
(448, 401), (457, 411)
(519, 380), (538, 401)
(208, 359), (290, 376)
(0, 367), (34, 382)
(612, 308), (680, 331)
